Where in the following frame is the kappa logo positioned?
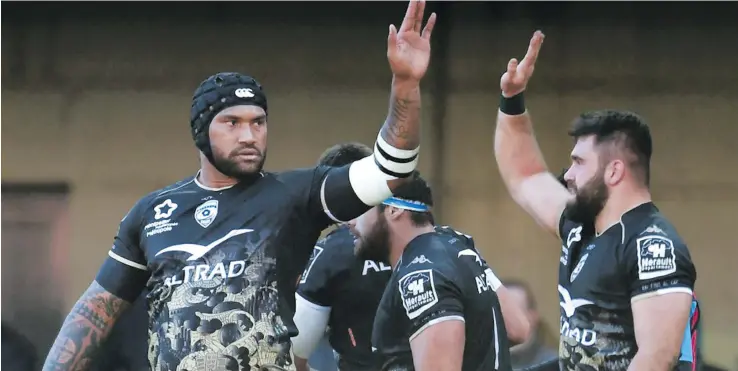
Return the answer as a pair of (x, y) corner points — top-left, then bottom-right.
(407, 255), (433, 266)
(558, 285), (594, 318)
(569, 253), (589, 282)
(154, 199), (178, 220)
(458, 249), (483, 266)
(641, 224), (666, 235)
(194, 200), (219, 228)
(235, 88), (254, 98)
(155, 229), (253, 261)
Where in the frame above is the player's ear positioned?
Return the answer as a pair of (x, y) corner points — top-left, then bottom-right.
(604, 159), (626, 186)
(387, 206), (404, 221)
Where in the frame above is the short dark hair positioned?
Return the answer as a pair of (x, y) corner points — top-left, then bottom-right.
(379, 172), (435, 226)
(502, 279), (537, 310)
(568, 110), (652, 186)
(317, 142), (372, 167)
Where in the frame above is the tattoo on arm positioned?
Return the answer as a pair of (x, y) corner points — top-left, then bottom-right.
(43, 281), (130, 371)
(380, 79), (421, 150)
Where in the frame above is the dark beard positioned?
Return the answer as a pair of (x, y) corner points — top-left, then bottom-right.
(354, 215), (391, 264)
(212, 148), (267, 183)
(563, 174), (608, 230)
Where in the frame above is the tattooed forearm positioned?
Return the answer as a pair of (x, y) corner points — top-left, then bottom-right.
(43, 281), (130, 371)
(380, 78), (421, 150)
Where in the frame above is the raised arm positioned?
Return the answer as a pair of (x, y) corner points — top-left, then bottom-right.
(309, 1), (437, 224)
(348, 0), (436, 194)
(494, 31), (572, 238)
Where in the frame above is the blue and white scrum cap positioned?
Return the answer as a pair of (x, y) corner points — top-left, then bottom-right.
(382, 196), (430, 212)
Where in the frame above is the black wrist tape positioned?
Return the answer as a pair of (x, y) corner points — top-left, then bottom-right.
(500, 93), (526, 115)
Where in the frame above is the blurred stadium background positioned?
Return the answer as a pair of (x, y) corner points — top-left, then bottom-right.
(2, 2), (737, 370)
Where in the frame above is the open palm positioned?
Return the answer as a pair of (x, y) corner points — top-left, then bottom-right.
(500, 31), (545, 97)
(387, 0), (437, 82)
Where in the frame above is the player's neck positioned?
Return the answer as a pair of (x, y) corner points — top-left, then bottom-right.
(198, 157), (239, 189)
(595, 187), (652, 235)
(388, 224), (435, 269)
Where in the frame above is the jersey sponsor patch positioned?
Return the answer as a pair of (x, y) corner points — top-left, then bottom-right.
(637, 235), (677, 280)
(299, 246), (324, 284)
(398, 269), (438, 320)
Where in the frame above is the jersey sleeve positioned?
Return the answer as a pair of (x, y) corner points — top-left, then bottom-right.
(280, 165), (373, 231)
(95, 198), (151, 302)
(622, 225), (696, 302)
(296, 229), (352, 307)
(396, 255), (465, 342)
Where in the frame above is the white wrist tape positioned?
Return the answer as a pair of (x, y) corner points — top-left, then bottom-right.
(374, 133), (419, 177)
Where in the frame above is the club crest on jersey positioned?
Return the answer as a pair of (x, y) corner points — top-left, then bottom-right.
(398, 269), (438, 320)
(637, 235), (676, 280)
(194, 200), (219, 228)
(570, 253), (589, 282)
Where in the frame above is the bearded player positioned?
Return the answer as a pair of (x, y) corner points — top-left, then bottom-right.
(494, 31), (697, 370)
(350, 174), (517, 371)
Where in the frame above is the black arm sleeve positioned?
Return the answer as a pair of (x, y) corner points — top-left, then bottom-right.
(95, 199), (151, 302)
(312, 164), (371, 225)
(282, 165), (372, 230)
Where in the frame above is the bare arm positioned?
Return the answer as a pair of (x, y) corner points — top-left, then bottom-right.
(410, 320), (465, 371)
(376, 0), (436, 191)
(628, 293), (692, 371)
(495, 112), (572, 237)
(314, 1), (436, 223)
(496, 285), (532, 344)
(495, 31), (572, 238)
(382, 79), (423, 190)
(43, 281), (131, 371)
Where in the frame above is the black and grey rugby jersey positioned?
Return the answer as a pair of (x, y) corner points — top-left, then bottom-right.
(96, 166), (373, 371)
(372, 226), (512, 371)
(557, 202), (696, 370)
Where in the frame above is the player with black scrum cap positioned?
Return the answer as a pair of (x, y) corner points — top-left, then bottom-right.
(42, 2), (437, 370)
(349, 174), (515, 371)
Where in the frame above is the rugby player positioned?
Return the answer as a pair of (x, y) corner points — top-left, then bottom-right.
(349, 174), (514, 371)
(291, 142), (391, 371)
(42, 2), (437, 370)
(494, 31), (697, 370)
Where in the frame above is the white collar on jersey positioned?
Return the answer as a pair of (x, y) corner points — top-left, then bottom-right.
(193, 170), (264, 191)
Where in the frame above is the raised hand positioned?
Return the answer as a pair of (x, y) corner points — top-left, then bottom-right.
(387, 0), (437, 82)
(500, 31), (545, 97)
